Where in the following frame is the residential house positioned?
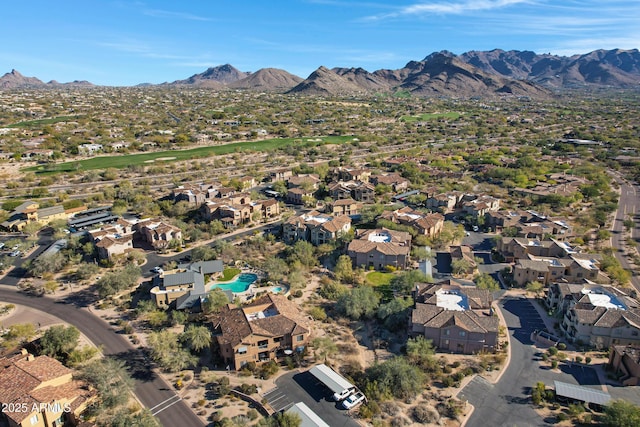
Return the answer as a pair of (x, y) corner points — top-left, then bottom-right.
(547, 283), (640, 348)
(171, 184), (218, 205)
(461, 195), (501, 218)
(135, 218), (183, 250)
(326, 199), (361, 217)
(410, 283), (499, 354)
(150, 260), (224, 309)
(497, 237), (576, 263)
(283, 211), (351, 245)
(425, 193), (458, 213)
(485, 210), (573, 240)
(513, 253), (604, 286)
(333, 167), (371, 183)
(1, 201), (86, 232)
(351, 181), (375, 203)
(202, 196), (280, 227)
(347, 228), (411, 270)
(286, 174), (320, 189)
(269, 169), (293, 182)
(379, 207), (444, 238)
(286, 187), (314, 205)
(89, 218), (135, 259)
(77, 143), (103, 155)
(327, 182), (353, 200)
(369, 173), (409, 192)
(210, 293), (312, 370)
(608, 345), (640, 386)
(0, 350), (96, 427)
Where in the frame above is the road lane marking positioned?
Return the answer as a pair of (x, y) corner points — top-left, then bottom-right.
(151, 396), (183, 416)
(149, 394), (181, 411)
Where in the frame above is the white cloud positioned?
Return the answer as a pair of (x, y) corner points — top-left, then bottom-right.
(142, 8), (212, 22)
(363, 0), (529, 20)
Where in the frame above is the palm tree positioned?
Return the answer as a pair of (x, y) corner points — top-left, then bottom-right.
(182, 325), (212, 353)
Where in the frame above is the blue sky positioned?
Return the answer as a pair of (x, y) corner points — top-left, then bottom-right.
(2, 0), (638, 86)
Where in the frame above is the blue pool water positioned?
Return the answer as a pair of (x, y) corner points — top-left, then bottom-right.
(210, 273), (258, 293)
(271, 286), (284, 293)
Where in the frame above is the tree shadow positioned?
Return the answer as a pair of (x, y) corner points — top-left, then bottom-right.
(111, 348), (158, 383)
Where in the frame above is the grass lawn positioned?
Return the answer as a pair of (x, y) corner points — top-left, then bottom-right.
(220, 267), (241, 282)
(6, 115), (83, 128)
(23, 135), (357, 175)
(400, 112), (461, 122)
(365, 271), (394, 286)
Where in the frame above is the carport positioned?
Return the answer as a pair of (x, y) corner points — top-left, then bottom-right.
(286, 402), (330, 427)
(308, 364), (353, 396)
(554, 381), (611, 410)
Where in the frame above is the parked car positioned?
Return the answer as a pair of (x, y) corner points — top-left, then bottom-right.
(9, 250), (21, 257)
(152, 266), (164, 275)
(332, 388), (355, 401)
(341, 391), (366, 410)
(0, 242), (5, 250)
(472, 225), (479, 232)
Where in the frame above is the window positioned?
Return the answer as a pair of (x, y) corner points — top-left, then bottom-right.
(30, 415), (38, 425)
(274, 336), (283, 343)
(296, 335), (304, 342)
(237, 346), (248, 354)
(445, 330), (450, 336)
(459, 331), (466, 337)
(257, 340), (268, 349)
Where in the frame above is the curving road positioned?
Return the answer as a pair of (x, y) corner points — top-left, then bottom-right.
(610, 176), (640, 292)
(0, 285), (204, 426)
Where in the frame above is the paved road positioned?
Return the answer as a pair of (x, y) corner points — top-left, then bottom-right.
(610, 176), (640, 292)
(459, 296), (584, 427)
(263, 370), (359, 427)
(0, 286), (204, 426)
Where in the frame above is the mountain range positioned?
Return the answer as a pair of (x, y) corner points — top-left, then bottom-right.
(2, 48), (639, 98)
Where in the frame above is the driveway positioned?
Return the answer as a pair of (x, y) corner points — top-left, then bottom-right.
(263, 370), (359, 427)
(459, 296), (579, 427)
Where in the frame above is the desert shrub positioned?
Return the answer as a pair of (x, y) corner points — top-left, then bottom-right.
(411, 404), (439, 424)
(247, 409), (259, 420)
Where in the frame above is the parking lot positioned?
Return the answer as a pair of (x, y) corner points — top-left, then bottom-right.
(263, 371), (359, 427)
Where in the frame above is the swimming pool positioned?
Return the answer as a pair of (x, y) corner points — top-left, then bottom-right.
(210, 273), (258, 293)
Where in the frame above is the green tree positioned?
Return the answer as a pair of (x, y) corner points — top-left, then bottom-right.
(406, 336), (437, 370)
(203, 288), (229, 313)
(337, 285), (381, 319)
(79, 358), (134, 409)
(288, 240), (317, 267)
(376, 297), (413, 331)
(390, 270), (431, 295)
(1, 323), (37, 350)
(474, 273), (499, 290)
(334, 255), (354, 283)
(75, 262), (100, 280)
(263, 256), (290, 282)
(39, 325), (80, 360)
(147, 330), (197, 372)
(311, 336), (338, 362)
(96, 264), (141, 298)
(603, 400), (640, 427)
(366, 357), (426, 400)
(28, 252), (66, 277)
(526, 281), (544, 297)
(451, 258), (474, 275)
(181, 325), (212, 353)
(190, 245), (217, 262)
